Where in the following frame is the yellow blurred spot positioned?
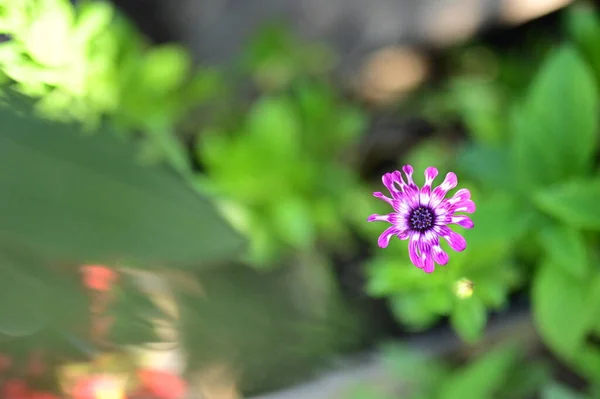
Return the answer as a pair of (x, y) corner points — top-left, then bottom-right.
(454, 278), (474, 299)
(96, 386), (125, 399)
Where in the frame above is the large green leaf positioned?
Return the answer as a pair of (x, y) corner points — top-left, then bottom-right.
(511, 45), (598, 187)
(538, 224), (589, 277)
(532, 260), (600, 358)
(0, 92), (245, 265)
(533, 179), (600, 230)
(0, 256), (50, 337)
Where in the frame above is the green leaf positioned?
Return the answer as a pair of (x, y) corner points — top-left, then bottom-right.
(270, 197), (315, 249)
(390, 294), (440, 330)
(538, 225), (589, 277)
(566, 4), (600, 84)
(463, 194), (529, 265)
(138, 46), (191, 94)
(0, 91), (244, 265)
(458, 144), (514, 192)
(533, 179), (600, 230)
(0, 257), (50, 337)
(441, 344), (518, 399)
(574, 344), (600, 383)
(503, 360), (552, 399)
(542, 382), (586, 399)
(475, 278), (508, 309)
(532, 261), (593, 357)
(511, 45), (598, 187)
(451, 79), (506, 145)
(246, 96), (300, 162)
(73, 1), (114, 46)
(450, 296), (487, 343)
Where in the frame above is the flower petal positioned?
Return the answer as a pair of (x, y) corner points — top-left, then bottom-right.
(418, 240), (435, 273)
(367, 213), (398, 223)
(452, 199), (476, 214)
(400, 165), (420, 207)
(447, 215), (474, 229)
(396, 230), (410, 240)
(447, 188), (471, 206)
(373, 191), (394, 206)
(419, 167), (438, 206)
(382, 172), (403, 199)
(377, 226), (399, 248)
(423, 233), (449, 266)
(432, 243), (449, 266)
(392, 199), (412, 217)
(437, 226), (467, 252)
(430, 172), (457, 208)
(408, 233), (423, 268)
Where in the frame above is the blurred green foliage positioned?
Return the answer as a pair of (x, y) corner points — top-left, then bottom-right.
(350, 343), (600, 399)
(197, 81), (367, 266)
(2, 0), (600, 396)
(0, 0), (223, 177)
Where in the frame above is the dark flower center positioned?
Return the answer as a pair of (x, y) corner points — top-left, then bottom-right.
(409, 207), (435, 231)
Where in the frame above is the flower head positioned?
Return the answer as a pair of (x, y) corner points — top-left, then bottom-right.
(367, 165), (475, 273)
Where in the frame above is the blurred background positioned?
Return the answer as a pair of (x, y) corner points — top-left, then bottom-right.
(0, 0), (600, 398)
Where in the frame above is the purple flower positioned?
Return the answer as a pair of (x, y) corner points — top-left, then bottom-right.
(367, 165), (475, 273)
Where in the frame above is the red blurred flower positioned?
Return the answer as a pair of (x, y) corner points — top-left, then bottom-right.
(81, 265), (118, 292)
(2, 378), (28, 398)
(137, 369), (187, 399)
(28, 391), (61, 399)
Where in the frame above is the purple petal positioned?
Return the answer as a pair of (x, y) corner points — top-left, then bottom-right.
(447, 188), (471, 206)
(418, 241), (435, 273)
(367, 213), (398, 224)
(419, 167), (438, 206)
(373, 192), (394, 206)
(408, 233), (423, 268)
(382, 172), (403, 199)
(423, 233), (449, 266)
(447, 215), (474, 229)
(401, 165), (419, 189)
(392, 199), (412, 217)
(437, 226), (467, 252)
(432, 244), (449, 265)
(377, 226), (399, 248)
(430, 172), (458, 208)
(397, 230), (410, 240)
(393, 169), (419, 208)
(452, 199), (476, 214)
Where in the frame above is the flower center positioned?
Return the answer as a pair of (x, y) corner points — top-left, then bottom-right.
(409, 207), (435, 231)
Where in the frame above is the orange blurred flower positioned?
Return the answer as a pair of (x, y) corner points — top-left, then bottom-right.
(137, 369), (187, 399)
(81, 265), (118, 292)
